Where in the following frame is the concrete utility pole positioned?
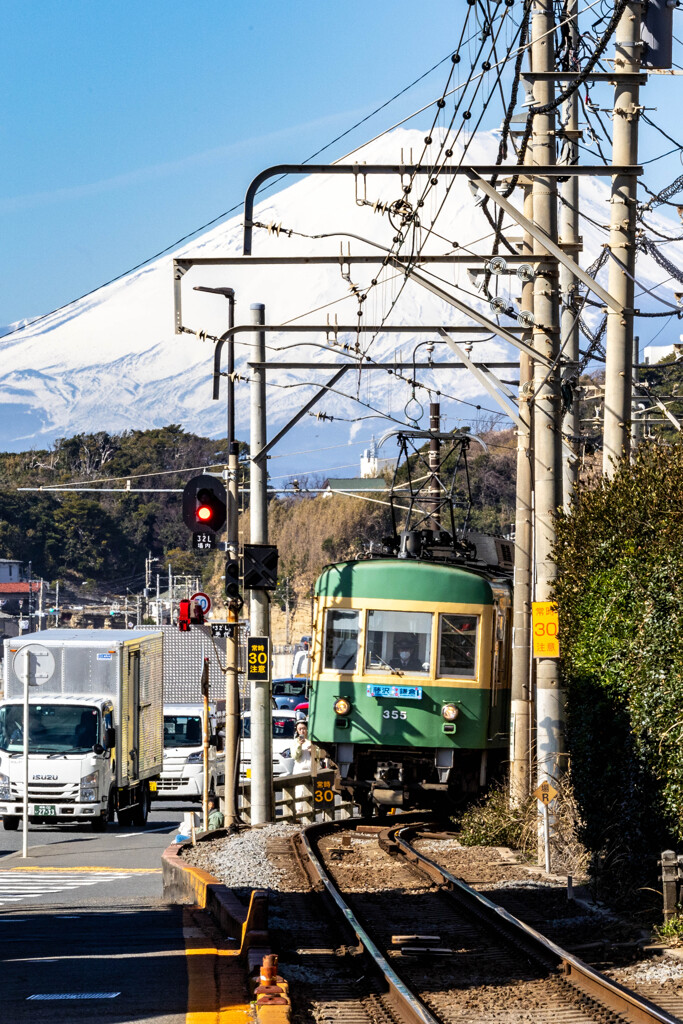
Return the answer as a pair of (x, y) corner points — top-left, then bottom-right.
(559, 0), (582, 505)
(510, 164), (535, 807)
(603, 1), (641, 475)
(530, 0), (566, 789)
(249, 303), (274, 824)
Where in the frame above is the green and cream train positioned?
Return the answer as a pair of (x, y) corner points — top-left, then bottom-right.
(308, 555), (512, 812)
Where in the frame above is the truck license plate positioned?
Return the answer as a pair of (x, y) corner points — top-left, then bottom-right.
(33, 804), (56, 816)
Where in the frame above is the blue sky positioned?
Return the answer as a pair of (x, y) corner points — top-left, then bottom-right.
(3, 1), (683, 330)
(3, 1), (475, 323)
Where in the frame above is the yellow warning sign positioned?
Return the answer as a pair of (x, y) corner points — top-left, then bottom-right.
(531, 601), (560, 658)
(532, 781), (558, 804)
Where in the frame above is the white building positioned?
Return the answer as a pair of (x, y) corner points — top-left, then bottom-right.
(0, 560), (26, 583)
(359, 437), (396, 479)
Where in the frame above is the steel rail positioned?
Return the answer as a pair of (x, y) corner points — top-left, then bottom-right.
(300, 819), (440, 1024)
(392, 823), (679, 1024)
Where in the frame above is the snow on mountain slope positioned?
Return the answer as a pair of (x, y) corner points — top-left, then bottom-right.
(1, 127), (680, 466)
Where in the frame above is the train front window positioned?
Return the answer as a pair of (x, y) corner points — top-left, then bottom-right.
(324, 609), (360, 671)
(438, 614), (478, 678)
(365, 610), (432, 674)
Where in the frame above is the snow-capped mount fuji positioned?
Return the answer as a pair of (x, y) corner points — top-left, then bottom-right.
(1, 128), (681, 471)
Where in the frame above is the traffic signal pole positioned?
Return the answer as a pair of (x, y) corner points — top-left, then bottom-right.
(225, 292), (241, 828)
(193, 284), (242, 824)
(249, 303), (274, 824)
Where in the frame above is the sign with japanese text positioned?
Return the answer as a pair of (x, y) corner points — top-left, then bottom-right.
(192, 532), (216, 551)
(314, 778), (335, 804)
(246, 636), (270, 682)
(532, 780), (558, 805)
(531, 601), (560, 658)
(211, 622), (237, 639)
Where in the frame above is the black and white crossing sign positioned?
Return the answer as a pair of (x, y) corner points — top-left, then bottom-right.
(211, 622), (237, 639)
(192, 532), (216, 550)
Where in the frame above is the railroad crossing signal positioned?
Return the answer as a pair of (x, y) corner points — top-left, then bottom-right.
(243, 544), (279, 590)
(532, 781), (558, 805)
(182, 474), (226, 536)
(225, 555), (240, 599)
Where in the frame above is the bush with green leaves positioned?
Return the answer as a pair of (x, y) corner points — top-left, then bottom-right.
(555, 441), (683, 897)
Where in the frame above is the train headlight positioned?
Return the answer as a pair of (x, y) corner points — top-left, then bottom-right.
(441, 703), (459, 721)
(333, 698), (352, 716)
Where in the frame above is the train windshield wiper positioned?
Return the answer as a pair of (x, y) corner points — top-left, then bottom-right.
(372, 654), (403, 676)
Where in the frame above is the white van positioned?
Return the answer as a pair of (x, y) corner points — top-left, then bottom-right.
(155, 703), (218, 802)
(240, 710), (299, 779)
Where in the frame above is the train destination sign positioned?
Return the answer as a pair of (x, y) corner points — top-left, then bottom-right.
(246, 636), (270, 682)
(531, 601), (560, 658)
(366, 684), (423, 700)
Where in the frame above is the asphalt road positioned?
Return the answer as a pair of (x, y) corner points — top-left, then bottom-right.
(0, 801), (245, 1023)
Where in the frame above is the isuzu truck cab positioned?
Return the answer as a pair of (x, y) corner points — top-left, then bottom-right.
(0, 629), (163, 831)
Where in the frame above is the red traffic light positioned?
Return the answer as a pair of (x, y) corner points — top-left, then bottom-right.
(182, 475), (226, 534)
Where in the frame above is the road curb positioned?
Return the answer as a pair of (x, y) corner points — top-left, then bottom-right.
(162, 841), (292, 1024)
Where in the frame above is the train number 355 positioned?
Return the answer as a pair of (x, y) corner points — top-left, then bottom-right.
(382, 709), (407, 720)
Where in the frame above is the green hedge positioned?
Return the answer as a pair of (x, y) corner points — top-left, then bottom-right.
(555, 442), (683, 895)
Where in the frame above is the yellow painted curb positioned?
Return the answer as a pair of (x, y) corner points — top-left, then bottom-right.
(184, 906), (251, 1024)
(164, 842), (292, 1024)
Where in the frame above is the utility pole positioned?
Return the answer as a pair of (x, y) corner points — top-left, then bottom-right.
(510, 155), (535, 807)
(602, 1), (641, 475)
(530, 0), (566, 797)
(559, 0), (581, 505)
(249, 302), (273, 824)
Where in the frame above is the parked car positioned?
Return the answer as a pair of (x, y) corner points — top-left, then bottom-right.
(240, 709), (300, 778)
(272, 677), (307, 711)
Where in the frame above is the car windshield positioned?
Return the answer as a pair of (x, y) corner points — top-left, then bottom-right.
(272, 681), (306, 697)
(0, 703), (100, 754)
(164, 715), (203, 747)
(241, 716), (297, 740)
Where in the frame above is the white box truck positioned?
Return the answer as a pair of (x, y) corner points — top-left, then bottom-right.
(154, 626), (230, 803)
(0, 629), (163, 831)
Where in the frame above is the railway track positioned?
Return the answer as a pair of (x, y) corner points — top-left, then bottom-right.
(288, 818), (682, 1024)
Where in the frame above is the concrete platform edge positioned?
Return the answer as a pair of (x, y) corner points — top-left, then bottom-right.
(162, 841), (292, 1024)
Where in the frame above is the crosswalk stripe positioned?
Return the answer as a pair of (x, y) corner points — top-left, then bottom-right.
(0, 870), (132, 905)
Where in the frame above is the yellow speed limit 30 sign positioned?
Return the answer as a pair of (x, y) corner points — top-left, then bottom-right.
(247, 636), (271, 682)
(532, 601), (560, 658)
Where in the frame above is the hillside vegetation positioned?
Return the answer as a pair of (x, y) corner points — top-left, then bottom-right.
(0, 425), (516, 601)
(0, 425), (235, 584)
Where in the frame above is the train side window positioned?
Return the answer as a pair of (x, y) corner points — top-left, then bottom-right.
(365, 610), (432, 674)
(323, 609), (360, 672)
(438, 614), (478, 678)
